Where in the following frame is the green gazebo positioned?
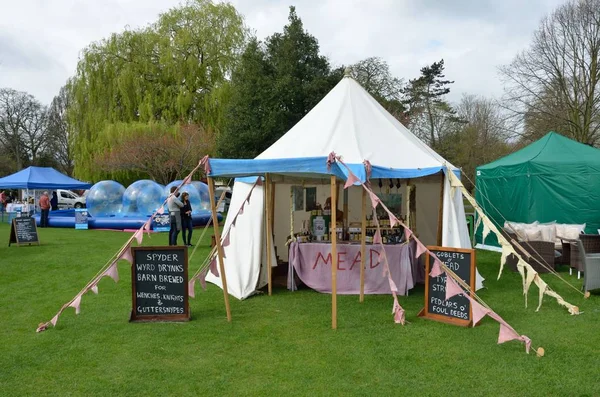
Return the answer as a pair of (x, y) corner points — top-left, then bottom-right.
(475, 132), (600, 247)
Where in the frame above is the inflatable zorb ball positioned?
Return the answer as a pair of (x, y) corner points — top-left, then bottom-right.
(122, 180), (165, 216)
(190, 181), (210, 210)
(86, 180), (126, 217)
(164, 181), (202, 213)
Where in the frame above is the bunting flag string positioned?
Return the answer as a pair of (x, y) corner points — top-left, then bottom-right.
(333, 155), (544, 354)
(36, 162), (208, 333)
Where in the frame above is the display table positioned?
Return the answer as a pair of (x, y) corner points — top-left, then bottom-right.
(5, 204), (35, 214)
(288, 240), (423, 295)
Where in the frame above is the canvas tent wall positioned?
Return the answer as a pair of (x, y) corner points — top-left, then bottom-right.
(207, 74), (481, 299)
(475, 132), (600, 248)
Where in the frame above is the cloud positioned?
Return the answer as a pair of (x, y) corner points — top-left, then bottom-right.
(0, 0), (568, 104)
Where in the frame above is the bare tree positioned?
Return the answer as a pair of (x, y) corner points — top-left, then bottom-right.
(0, 88), (29, 169)
(47, 85), (74, 175)
(500, 0), (600, 146)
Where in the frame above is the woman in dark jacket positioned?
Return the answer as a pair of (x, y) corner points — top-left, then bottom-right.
(180, 192), (193, 246)
(50, 191), (59, 211)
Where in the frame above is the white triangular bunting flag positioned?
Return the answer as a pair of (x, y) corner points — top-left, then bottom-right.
(69, 295), (82, 315)
(50, 314), (59, 327)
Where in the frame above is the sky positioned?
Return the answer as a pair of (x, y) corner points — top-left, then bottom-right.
(0, 0), (568, 105)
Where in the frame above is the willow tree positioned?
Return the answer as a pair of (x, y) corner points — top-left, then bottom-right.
(68, 0), (247, 181)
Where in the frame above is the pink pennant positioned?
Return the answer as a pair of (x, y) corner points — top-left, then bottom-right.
(222, 231), (231, 247)
(157, 206), (165, 214)
(36, 322), (48, 333)
(404, 227), (412, 241)
(143, 219), (152, 231)
(183, 175), (192, 185)
(118, 246), (133, 264)
(133, 228), (143, 245)
(199, 267), (209, 290)
(498, 323), (521, 344)
(231, 215), (238, 227)
(210, 257), (219, 277)
(104, 262), (119, 283)
(89, 284), (99, 294)
(363, 160), (372, 180)
(429, 259), (444, 278)
(200, 155), (211, 175)
(188, 279), (196, 298)
(388, 277), (398, 292)
(50, 314), (59, 327)
(415, 241), (427, 259)
(445, 276), (464, 301)
(373, 229), (382, 244)
(238, 202), (244, 215)
(326, 151), (337, 170)
(520, 335), (532, 354)
(392, 300), (406, 325)
(470, 298), (490, 326)
(387, 210), (398, 228)
(368, 190), (380, 209)
(69, 295), (82, 315)
(344, 172), (361, 189)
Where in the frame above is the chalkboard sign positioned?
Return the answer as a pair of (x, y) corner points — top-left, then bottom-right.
(130, 246), (190, 322)
(421, 246), (475, 327)
(9, 217), (40, 247)
(75, 208), (89, 230)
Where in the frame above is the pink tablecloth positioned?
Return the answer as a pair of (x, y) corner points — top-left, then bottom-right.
(288, 241), (421, 295)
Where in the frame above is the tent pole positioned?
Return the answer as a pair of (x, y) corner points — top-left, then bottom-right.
(207, 177), (232, 322)
(437, 172), (445, 246)
(360, 187), (366, 303)
(330, 175), (338, 329)
(265, 174), (273, 296)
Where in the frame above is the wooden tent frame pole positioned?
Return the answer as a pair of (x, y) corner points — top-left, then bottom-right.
(437, 172), (445, 246)
(330, 175), (338, 329)
(207, 177), (232, 322)
(360, 187), (366, 302)
(265, 174), (273, 296)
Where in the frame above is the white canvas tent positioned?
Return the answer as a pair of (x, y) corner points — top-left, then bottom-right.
(207, 73), (483, 299)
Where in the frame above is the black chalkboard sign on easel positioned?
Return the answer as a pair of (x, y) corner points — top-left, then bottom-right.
(130, 246), (190, 322)
(420, 246), (475, 327)
(8, 217), (40, 247)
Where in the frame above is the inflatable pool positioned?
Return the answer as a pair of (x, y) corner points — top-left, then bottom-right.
(35, 209), (219, 230)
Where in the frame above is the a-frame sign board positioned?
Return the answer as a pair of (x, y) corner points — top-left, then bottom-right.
(9, 217), (40, 247)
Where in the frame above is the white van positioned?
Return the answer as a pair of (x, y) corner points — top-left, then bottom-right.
(56, 189), (86, 209)
(215, 187), (232, 213)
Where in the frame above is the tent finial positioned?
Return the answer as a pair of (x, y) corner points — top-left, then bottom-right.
(344, 67), (352, 78)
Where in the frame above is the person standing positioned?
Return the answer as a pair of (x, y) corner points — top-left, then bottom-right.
(167, 186), (184, 245)
(0, 191), (6, 214)
(39, 191), (50, 227)
(180, 192), (193, 246)
(50, 191), (59, 211)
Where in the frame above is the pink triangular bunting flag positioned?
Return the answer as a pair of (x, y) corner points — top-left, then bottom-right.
(430, 259), (444, 278)
(521, 335), (532, 354)
(388, 277), (398, 292)
(133, 228), (143, 245)
(373, 229), (382, 245)
(344, 172), (361, 189)
(222, 231), (231, 247)
(368, 190), (380, 209)
(404, 228), (412, 241)
(143, 219), (152, 231)
(199, 267), (209, 290)
(238, 202), (244, 215)
(183, 175), (192, 184)
(445, 276), (464, 301)
(415, 241), (427, 259)
(50, 314), (59, 327)
(256, 178), (263, 186)
(231, 215), (238, 227)
(118, 246), (133, 264)
(387, 211), (398, 228)
(104, 262), (119, 283)
(69, 295), (82, 315)
(90, 284), (99, 294)
(188, 279), (196, 298)
(210, 257), (219, 277)
(470, 298), (490, 326)
(498, 323), (521, 344)
(157, 206), (165, 214)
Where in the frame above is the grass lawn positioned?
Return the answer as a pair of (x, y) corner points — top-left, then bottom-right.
(1, 222), (599, 396)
